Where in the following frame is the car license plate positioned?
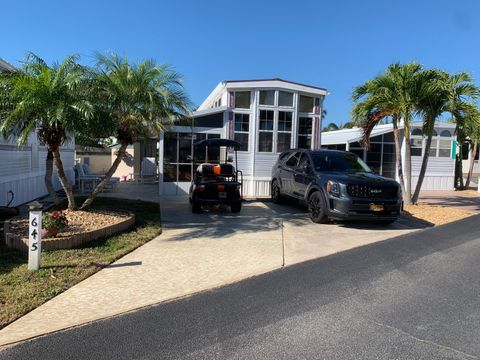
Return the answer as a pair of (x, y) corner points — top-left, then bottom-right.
(369, 203), (384, 212)
(219, 192), (227, 199)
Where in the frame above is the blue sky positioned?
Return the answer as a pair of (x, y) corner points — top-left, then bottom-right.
(1, 0), (479, 125)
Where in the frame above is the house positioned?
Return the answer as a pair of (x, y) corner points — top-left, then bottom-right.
(158, 78), (328, 196)
(0, 58), (75, 207)
(321, 122), (457, 190)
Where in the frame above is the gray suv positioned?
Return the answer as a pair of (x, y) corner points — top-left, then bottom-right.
(271, 149), (402, 223)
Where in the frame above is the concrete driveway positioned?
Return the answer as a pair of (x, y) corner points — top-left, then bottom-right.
(0, 196), (427, 347)
(161, 197), (427, 266)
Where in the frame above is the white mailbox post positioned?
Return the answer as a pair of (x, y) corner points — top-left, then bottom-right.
(28, 201), (43, 271)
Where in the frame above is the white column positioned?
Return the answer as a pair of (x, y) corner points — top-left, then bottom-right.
(28, 203), (43, 270)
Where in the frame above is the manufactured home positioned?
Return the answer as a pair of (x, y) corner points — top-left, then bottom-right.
(321, 122), (457, 190)
(158, 79), (327, 197)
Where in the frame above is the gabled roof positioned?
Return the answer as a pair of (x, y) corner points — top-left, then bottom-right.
(0, 58), (15, 72)
(321, 121), (456, 145)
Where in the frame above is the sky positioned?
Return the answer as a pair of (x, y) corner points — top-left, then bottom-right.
(1, 0), (480, 126)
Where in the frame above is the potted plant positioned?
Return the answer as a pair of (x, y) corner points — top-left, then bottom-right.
(42, 211), (68, 237)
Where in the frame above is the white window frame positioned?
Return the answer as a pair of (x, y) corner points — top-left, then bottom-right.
(258, 89), (276, 107)
(278, 90), (294, 108)
(276, 110), (293, 153)
(297, 115), (313, 150)
(257, 108), (275, 153)
(233, 111), (251, 153)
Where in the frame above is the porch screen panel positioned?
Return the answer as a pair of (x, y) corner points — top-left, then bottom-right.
(163, 133), (177, 182)
(382, 143), (396, 179)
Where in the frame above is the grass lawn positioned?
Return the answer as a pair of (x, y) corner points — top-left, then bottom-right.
(0, 197), (161, 330)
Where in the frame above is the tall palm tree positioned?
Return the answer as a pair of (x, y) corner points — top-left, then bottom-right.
(411, 69), (450, 203)
(352, 62), (424, 204)
(79, 53), (191, 210)
(0, 53), (92, 210)
(443, 72), (479, 189)
(463, 104), (480, 188)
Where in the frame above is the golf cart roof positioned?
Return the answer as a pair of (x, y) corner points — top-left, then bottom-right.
(194, 138), (242, 148)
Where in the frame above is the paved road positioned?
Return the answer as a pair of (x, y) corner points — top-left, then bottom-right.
(2, 215), (480, 360)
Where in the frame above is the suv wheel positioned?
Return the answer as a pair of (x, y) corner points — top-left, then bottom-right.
(308, 191), (328, 224)
(271, 180), (283, 204)
(231, 202), (242, 213)
(191, 201), (202, 213)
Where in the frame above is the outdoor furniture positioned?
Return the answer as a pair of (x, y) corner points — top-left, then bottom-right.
(75, 164), (119, 194)
(137, 157), (158, 183)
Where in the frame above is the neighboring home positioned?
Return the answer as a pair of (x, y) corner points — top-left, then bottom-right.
(0, 57), (75, 207)
(462, 143), (479, 178)
(158, 78), (327, 196)
(321, 122), (457, 190)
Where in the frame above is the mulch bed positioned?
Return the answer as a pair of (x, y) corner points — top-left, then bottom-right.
(8, 209), (132, 240)
(404, 203), (476, 226)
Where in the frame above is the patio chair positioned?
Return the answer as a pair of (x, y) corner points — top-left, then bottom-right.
(137, 157), (158, 184)
(83, 164), (120, 191)
(75, 164), (119, 193)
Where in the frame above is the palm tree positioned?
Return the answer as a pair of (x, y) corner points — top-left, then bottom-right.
(352, 62), (425, 204)
(411, 69), (450, 203)
(463, 104), (480, 188)
(322, 122), (339, 132)
(0, 53), (92, 210)
(442, 73), (479, 189)
(79, 53), (191, 210)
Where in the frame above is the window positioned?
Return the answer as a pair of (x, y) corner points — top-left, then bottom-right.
(438, 139), (451, 157)
(411, 128), (423, 136)
(285, 152), (300, 167)
(298, 116), (312, 149)
(299, 95), (314, 113)
(258, 110), (274, 152)
(234, 91), (250, 109)
(278, 91), (293, 107)
(411, 138), (423, 156)
(277, 111), (292, 152)
(297, 153), (310, 170)
(259, 90), (275, 106)
(164, 132), (221, 183)
(234, 113), (250, 151)
(440, 130), (452, 137)
(428, 139), (438, 157)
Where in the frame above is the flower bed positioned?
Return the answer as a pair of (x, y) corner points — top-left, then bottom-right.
(4, 210), (135, 254)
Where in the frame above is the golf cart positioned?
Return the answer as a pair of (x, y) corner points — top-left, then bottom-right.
(189, 138), (243, 213)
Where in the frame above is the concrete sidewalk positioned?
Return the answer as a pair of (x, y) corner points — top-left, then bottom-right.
(0, 197), (427, 347)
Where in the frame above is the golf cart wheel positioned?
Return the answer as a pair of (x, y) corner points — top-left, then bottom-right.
(271, 180), (283, 204)
(308, 191), (328, 224)
(231, 202), (242, 213)
(191, 201), (202, 213)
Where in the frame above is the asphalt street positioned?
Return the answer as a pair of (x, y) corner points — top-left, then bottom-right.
(2, 214), (480, 360)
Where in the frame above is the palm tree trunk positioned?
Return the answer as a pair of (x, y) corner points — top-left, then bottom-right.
(80, 143), (128, 210)
(45, 149), (61, 205)
(454, 124), (465, 190)
(465, 141), (478, 188)
(403, 126), (413, 205)
(412, 128), (433, 204)
(52, 148), (77, 210)
(392, 121), (406, 199)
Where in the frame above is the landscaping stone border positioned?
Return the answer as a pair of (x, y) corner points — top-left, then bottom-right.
(5, 212), (135, 254)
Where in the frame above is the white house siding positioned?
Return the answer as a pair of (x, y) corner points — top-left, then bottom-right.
(462, 159), (479, 175)
(0, 142), (75, 207)
(410, 156), (455, 190)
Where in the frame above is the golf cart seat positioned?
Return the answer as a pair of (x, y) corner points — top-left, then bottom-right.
(196, 163), (235, 178)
